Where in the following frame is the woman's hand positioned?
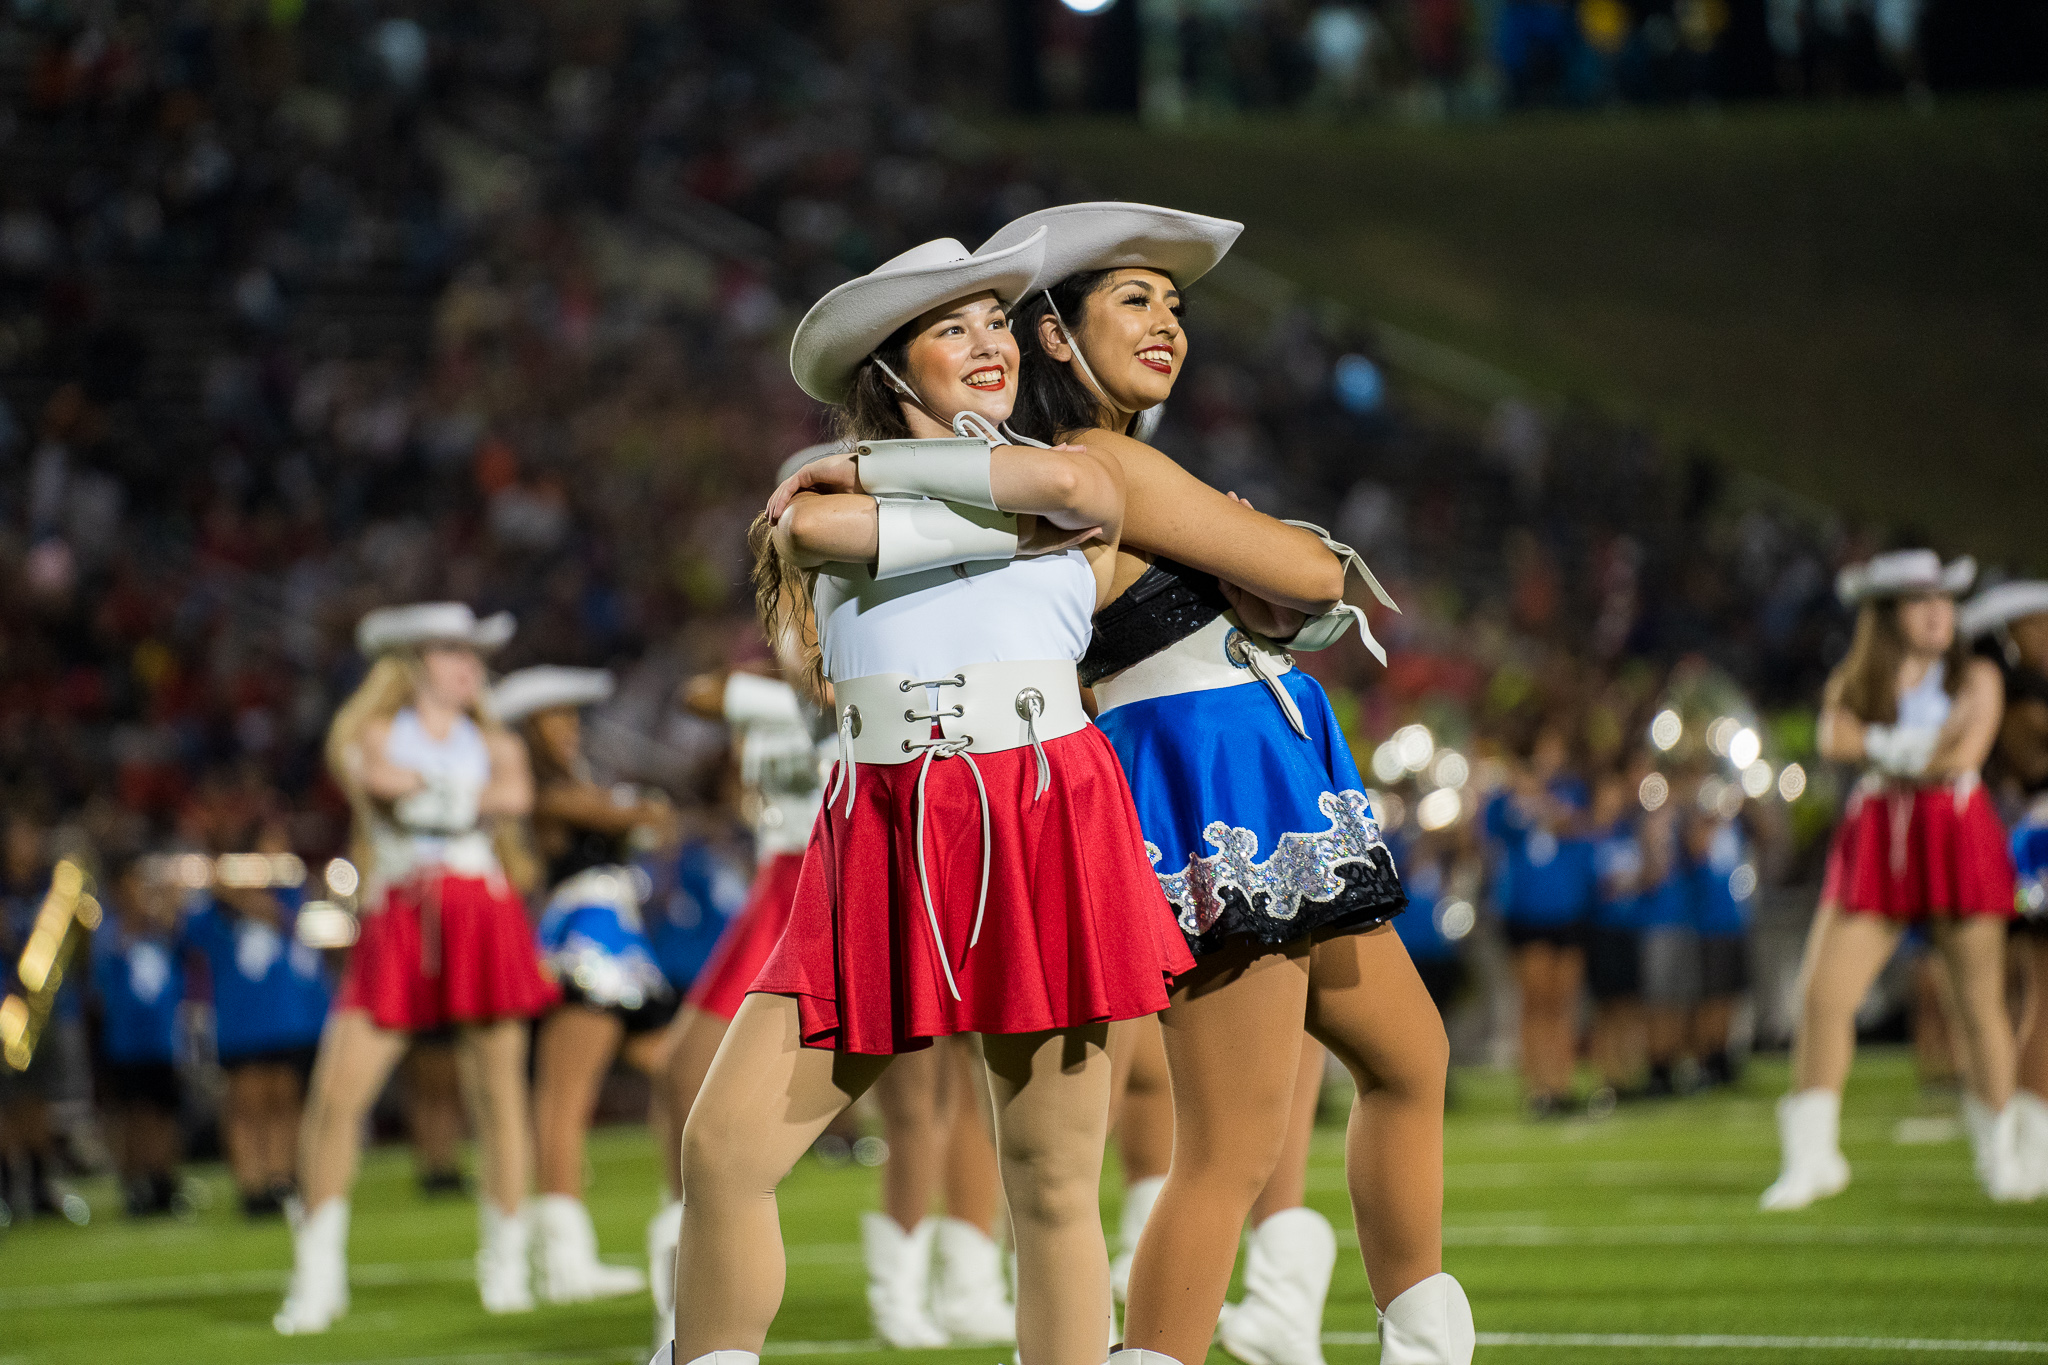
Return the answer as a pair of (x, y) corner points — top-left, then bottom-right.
(1017, 513), (1104, 558)
(767, 451), (861, 520)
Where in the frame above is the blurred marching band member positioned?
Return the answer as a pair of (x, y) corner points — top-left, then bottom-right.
(990, 202), (1467, 1365)
(1763, 552), (2028, 1209)
(91, 855), (187, 1218)
(1961, 580), (2048, 1195)
(179, 824), (332, 1217)
(1586, 764), (1651, 1100)
(497, 665), (678, 1304)
(1483, 720), (1594, 1117)
(663, 229), (1192, 1365)
(275, 604), (558, 1333)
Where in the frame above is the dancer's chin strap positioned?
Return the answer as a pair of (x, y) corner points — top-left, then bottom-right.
(873, 355), (959, 434)
(1044, 292), (1145, 436)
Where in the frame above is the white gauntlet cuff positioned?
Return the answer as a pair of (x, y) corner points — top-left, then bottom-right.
(856, 437), (998, 509)
(874, 496), (1019, 580)
(1280, 519), (1400, 665)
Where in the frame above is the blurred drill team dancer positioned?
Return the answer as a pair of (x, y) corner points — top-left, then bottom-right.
(1962, 580), (2048, 1195)
(648, 648), (830, 1346)
(275, 604), (559, 1333)
(497, 665), (677, 1305)
(1763, 552), (2029, 1210)
(655, 230), (1192, 1365)
(986, 203), (1470, 1365)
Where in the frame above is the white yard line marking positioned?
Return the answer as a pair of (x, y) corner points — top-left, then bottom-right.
(9, 1222), (2041, 1311)
(1318, 1333), (2048, 1353)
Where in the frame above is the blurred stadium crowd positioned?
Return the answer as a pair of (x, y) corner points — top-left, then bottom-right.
(0, 1), (2031, 1219)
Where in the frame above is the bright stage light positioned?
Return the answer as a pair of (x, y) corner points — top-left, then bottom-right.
(1778, 763), (1808, 802)
(1058, 0), (1117, 11)
(1728, 726), (1761, 771)
(1650, 709), (1682, 751)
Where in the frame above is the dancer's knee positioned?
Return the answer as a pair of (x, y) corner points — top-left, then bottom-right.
(998, 1143), (1101, 1232)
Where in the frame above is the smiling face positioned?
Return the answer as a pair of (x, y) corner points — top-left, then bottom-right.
(898, 290), (1019, 430)
(1043, 268), (1186, 421)
(418, 644), (485, 711)
(1895, 592), (1956, 656)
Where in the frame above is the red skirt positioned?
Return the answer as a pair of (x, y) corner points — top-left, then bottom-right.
(685, 851), (806, 1022)
(750, 725), (1194, 1054)
(336, 872), (560, 1031)
(1820, 778), (2016, 920)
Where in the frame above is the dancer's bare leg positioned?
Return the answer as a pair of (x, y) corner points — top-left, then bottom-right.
(533, 1005), (626, 1198)
(983, 1026), (1117, 1365)
(1250, 1036), (1325, 1224)
(1124, 940), (1310, 1364)
(673, 994), (891, 1353)
(1307, 925), (1449, 1308)
(942, 1036), (1002, 1234)
(2019, 936), (2048, 1098)
(873, 1043), (952, 1231)
(1790, 907), (1904, 1094)
(659, 1005), (731, 1199)
(456, 1019), (532, 1217)
(299, 1011), (409, 1208)
(1931, 916), (2016, 1109)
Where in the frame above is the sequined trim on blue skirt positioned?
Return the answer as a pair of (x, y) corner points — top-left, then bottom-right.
(1094, 669), (1405, 960)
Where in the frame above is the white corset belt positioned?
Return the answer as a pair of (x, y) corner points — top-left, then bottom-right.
(1091, 613), (1307, 739)
(827, 659), (1089, 1001)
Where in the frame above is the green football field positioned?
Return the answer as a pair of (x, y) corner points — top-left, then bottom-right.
(2, 1048), (2043, 1364)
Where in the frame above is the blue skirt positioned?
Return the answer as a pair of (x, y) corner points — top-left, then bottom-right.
(536, 867), (674, 1016)
(1095, 670), (1405, 960)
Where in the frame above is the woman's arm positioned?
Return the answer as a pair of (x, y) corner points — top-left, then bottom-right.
(1074, 428), (1344, 613)
(535, 780), (673, 838)
(771, 445), (1122, 538)
(1925, 658), (2005, 779)
(1816, 702), (1868, 764)
(478, 730), (534, 819)
(351, 717), (426, 803)
(774, 491), (880, 569)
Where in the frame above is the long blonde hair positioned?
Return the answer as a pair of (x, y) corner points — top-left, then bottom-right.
(1825, 598), (1967, 724)
(325, 653), (540, 892)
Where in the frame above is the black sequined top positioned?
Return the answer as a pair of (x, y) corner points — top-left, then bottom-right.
(1079, 557), (1233, 687)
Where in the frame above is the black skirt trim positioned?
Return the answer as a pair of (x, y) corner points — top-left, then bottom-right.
(1180, 844), (1408, 961)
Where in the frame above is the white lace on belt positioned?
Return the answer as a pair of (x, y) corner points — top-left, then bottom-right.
(825, 666), (1074, 1002)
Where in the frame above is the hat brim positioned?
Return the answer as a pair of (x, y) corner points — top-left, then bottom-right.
(980, 201), (1243, 296)
(490, 666), (615, 724)
(359, 609), (516, 657)
(790, 229), (1047, 405)
(1960, 581), (2048, 638)
(1838, 556), (1977, 606)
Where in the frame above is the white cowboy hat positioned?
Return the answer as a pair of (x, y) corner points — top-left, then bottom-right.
(490, 666), (615, 724)
(777, 441), (849, 484)
(1836, 549), (1976, 607)
(789, 229), (1048, 405)
(356, 602), (516, 657)
(979, 201), (1243, 296)
(1960, 580), (2048, 638)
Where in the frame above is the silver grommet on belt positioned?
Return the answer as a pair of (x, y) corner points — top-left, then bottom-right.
(1225, 629), (1252, 669)
(844, 704), (861, 737)
(1015, 687), (1044, 719)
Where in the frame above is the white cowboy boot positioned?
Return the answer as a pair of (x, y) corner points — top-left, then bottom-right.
(1108, 1352), (1184, 1365)
(1217, 1206), (1338, 1365)
(648, 1198), (684, 1348)
(646, 1345), (758, 1365)
(273, 1198), (350, 1334)
(1109, 1175), (1165, 1304)
(1759, 1089), (1850, 1211)
(861, 1212), (948, 1347)
(929, 1216), (1017, 1343)
(1377, 1272), (1476, 1365)
(477, 1202), (536, 1314)
(533, 1193), (647, 1302)
(2013, 1090), (2048, 1199)
(1963, 1096), (2033, 1203)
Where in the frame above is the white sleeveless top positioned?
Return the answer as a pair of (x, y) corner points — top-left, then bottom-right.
(814, 550), (1095, 682)
(368, 707), (497, 886)
(1897, 659), (1951, 732)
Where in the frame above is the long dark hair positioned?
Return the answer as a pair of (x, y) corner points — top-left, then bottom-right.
(748, 319), (920, 700)
(1825, 597), (1967, 724)
(1009, 269), (1122, 445)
